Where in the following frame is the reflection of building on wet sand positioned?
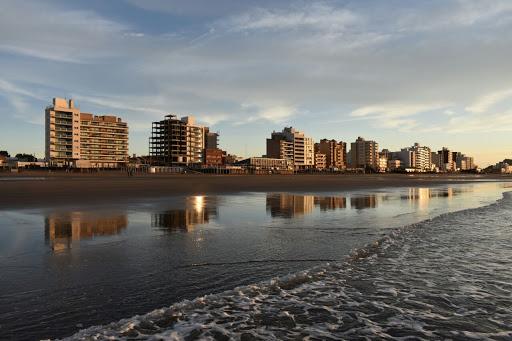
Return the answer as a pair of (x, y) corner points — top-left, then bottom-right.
(266, 194), (315, 218)
(314, 196), (347, 211)
(152, 196), (218, 232)
(350, 195), (378, 209)
(45, 212), (128, 252)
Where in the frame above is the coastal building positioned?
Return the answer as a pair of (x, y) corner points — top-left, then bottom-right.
(411, 143), (432, 171)
(314, 139), (347, 170)
(266, 127), (314, 170)
(378, 155), (388, 172)
(45, 98), (129, 168)
(349, 137), (379, 170)
(204, 148), (225, 166)
(149, 115), (205, 166)
(437, 147), (454, 172)
(314, 153), (327, 170)
(236, 157), (290, 171)
(454, 152), (476, 171)
(388, 159), (402, 171)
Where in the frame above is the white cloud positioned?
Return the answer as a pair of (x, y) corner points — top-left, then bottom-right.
(224, 3), (358, 32)
(351, 103), (450, 118)
(465, 88), (512, 113)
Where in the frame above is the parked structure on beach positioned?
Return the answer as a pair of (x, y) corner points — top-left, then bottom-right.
(266, 127), (314, 170)
(149, 115), (205, 166)
(45, 98), (129, 168)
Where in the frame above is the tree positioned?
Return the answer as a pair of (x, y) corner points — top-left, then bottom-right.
(15, 153), (36, 162)
(0, 150), (9, 157)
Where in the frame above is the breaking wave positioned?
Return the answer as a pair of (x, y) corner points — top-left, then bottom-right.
(65, 193), (512, 340)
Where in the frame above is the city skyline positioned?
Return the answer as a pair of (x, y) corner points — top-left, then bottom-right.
(1, 1), (512, 166)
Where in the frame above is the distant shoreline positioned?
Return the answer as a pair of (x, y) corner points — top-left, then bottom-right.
(0, 172), (510, 210)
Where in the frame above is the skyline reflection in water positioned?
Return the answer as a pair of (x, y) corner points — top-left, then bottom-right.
(0, 182), (506, 341)
(45, 212), (128, 252)
(151, 196), (218, 232)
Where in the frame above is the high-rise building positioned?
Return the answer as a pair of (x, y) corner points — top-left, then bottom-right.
(315, 139), (347, 169)
(438, 147), (454, 172)
(266, 127), (314, 169)
(454, 152), (475, 170)
(411, 143), (432, 171)
(349, 137), (379, 170)
(45, 98), (129, 168)
(204, 128), (219, 150)
(314, 153), (327, 170)
(149, 115), (205, 166)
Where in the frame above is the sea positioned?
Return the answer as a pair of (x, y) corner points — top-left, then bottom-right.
(0, 182), (511, 340)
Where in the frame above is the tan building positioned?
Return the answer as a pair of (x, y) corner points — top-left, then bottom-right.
(237, 157), (290, 170)
(349, 136), (379, 170)
(45, 98), (128, 167)
(315, 139), (347, 169)
(266, 127), (314, 170)
(314, 153), (327, 170)
(150, 115), (205, 166)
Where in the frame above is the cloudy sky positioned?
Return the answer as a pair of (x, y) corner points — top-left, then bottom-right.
(1, 0), (512, 165)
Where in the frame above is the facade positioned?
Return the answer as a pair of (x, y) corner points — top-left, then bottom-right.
(237, 157), (290, 170)
(204, 148), (225, 166)
(45, 98), (128, 168)
(388, 159), (402, 171)
(79, 113), (129, 168)
(150, 115), (205, 166)
(411, 143), (432, 171)
(266, 127), (314, 169)
(454, 152), (475, 170)
(315, 139), (347, 169)
(378, 155), (388, 172)
(349, 137), (379, 170)
(314, 153), (327, 170)
(437, 147), (454, 172)
(204, 128), (219, 150)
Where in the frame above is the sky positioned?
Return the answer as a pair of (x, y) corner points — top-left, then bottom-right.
(1, 0), (512, 166)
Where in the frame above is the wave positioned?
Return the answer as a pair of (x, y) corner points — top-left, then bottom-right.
(64, 192), (512, 340)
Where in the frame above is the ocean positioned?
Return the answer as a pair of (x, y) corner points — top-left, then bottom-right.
(0, 182), (510, 340)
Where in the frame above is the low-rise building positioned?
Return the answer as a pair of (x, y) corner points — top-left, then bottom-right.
(236, 157), (291, 171)
(204, 148), (225, 166)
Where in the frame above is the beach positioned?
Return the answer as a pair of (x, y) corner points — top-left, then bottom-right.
(0, 172), (510, 209)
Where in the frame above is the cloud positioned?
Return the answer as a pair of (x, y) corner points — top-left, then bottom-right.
(0, 0), (130, 63)
(465, 88), (512, 113)
(223, 3), (358, 32)
(351, 103), (451, 118)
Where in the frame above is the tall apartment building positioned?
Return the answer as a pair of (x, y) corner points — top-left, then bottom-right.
(438, 147), (454, 172)
(349, 137), (379, 170)
(45, 98), (129, 168)
(266, 127), (314, 169)
(149, 114), (205, 166)
(411, 143), (432, 171)
(454, 152), (475, 170)
(315, 139), (347, 169)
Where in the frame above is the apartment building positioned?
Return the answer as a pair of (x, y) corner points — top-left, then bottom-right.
(454, 152), (475, 170)
(349, 137), (379, 170)
(437, 147), (454, 172)
(149, 115), (205, 166)
(266, 127), (314, 169)
(315, 153), (327, 170)
(45, 98), (128, 168)
(315, 139), (347, 169)
(79, 113), (129, 168)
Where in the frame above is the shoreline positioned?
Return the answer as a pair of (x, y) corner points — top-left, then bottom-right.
(1, 172), (511, 210)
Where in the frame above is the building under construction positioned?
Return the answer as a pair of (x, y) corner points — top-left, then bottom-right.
(149, 114), (205, 166)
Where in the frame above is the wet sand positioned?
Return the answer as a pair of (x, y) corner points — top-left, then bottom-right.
(0, 172), (510, 209)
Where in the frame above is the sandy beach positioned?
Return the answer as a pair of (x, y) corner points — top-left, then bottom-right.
(0, 172), (510, 209)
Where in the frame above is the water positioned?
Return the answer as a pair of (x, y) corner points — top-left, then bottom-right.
(0, 183), (509, 340)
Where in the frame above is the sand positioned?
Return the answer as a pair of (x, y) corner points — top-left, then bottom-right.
(0, 172), (510, 210)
